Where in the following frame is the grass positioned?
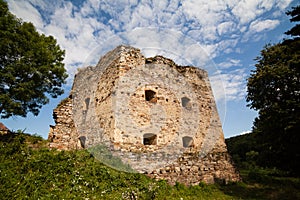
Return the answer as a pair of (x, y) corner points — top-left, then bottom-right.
(0, 132), (299, 199)
(219, 169), (300, 200)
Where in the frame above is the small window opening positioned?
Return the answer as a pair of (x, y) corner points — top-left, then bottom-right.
(145, 90), (156, 102)
(78, 136), (86, 148)
(84, 98), (90, 110)
(182, 136), (193, 148)
(143, 133), (157, 145)
(181, 97), (191, 109)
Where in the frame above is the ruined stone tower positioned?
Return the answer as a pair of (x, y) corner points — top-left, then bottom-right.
(48, 45), (240, 185)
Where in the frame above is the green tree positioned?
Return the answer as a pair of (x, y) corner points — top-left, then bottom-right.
(0, 0), (67, 118)
(246, 5), (300, 175)
(285, 5), (300, 37)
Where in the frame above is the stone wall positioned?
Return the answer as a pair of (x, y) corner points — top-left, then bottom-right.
(48, 97), (81, 150)
(148, 150), (239, 185)
(48, 45), (240, 185)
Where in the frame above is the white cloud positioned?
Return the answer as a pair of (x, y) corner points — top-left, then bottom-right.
(210, 69), (247, 102)
(249, 19), (280, 33)
(242, 19), (280, 41)
(216, 39), (239, 54)
(182, 0), (232, 42)
(6, 0), (293, 103)
(217, 21), (236, 36)
(217, 59), (242, 69)
(276, 0), (293, 10)
(231, 0), (268, 24)
(7, 0), (44, 30)
(120, 28), (214, 68)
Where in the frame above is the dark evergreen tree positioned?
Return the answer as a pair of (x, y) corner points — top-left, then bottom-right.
(246, 5), (300, 175)
(285, 5), (300, 37)
(0, 0), (67, 118)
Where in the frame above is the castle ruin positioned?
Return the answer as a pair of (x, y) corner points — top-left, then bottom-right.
(48, 45), (240, 185)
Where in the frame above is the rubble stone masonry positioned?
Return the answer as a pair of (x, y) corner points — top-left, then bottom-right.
(48, 45), (240, 185)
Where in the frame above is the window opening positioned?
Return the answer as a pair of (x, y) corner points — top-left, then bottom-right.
(78, 136), (86, 148)
(181, 97), (191, 109)
(84, 98), (90, 110)
(143, 133), (157, 145)
(182, 136), (193, 148)
(145, 90), (156, 102)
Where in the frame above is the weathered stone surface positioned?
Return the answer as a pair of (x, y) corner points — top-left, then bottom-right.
(48, 45), (240, 185)
(48, 98), (81, 150)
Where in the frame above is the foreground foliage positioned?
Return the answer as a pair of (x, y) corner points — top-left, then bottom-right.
(225, 133), (300, 199)
(0, 132), (299, 200)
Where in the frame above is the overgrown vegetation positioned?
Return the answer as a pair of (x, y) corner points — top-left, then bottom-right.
(0, 132), (299, 200)
(225, 133), (300, 200)
(0, 132), (228, 200)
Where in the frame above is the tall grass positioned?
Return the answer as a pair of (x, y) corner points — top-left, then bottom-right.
(0, 132), (299, 199)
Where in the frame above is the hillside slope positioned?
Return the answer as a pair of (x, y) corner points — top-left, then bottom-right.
(0, 132), (299, 199)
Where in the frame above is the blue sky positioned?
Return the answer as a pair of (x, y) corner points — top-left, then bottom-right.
(2, 0), (298, 139)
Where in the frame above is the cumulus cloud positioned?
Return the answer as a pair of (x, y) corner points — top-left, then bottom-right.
(6, 0), (293, 102)
(249, 19), (280, 33)
(242, 19), (280, 41)
(231, 0), (266, 24)
(217, 59), (242, 69)
(210, 69), (247, 102)
(8, 0), (44, 29)
(217, 21), (236, 36)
